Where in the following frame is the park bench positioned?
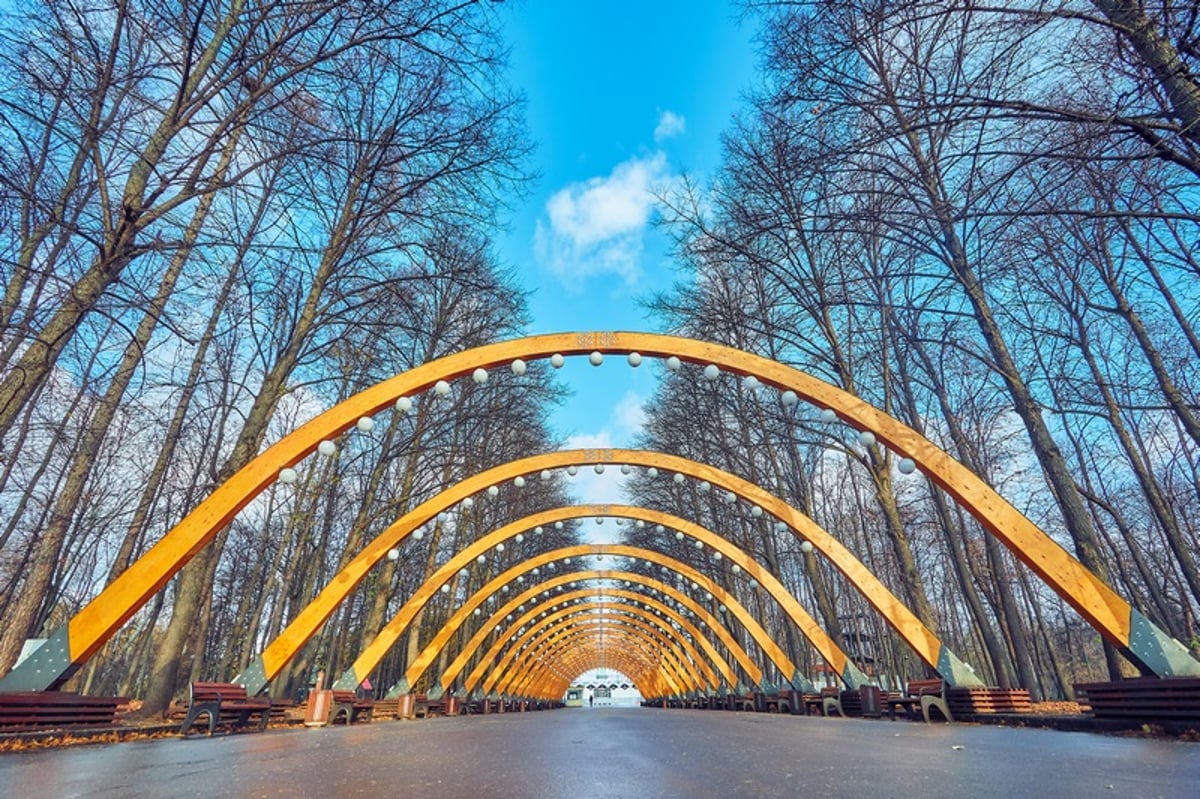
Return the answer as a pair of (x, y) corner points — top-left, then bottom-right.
(946, 687), (1031, 716)
(425, 692), (452, 717)
(329, 690), (374, 724)
(0, 691), (129, 731)
(180, 681), (272, 735)
(725, 689), (755, 712)
(802, 686), (844, 716)
(372, 698), (400, 719)
(1076, 677), (1200, 724)
(885, 679), (952, 723)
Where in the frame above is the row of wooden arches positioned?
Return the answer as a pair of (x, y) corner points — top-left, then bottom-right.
(2, 332), (1195, 699)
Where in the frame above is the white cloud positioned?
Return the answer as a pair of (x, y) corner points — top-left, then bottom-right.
(654, 110), (686, 142)
(535, 152), (676, 289)
(612, 391), (647, 441)
(563, 431), (626, 509)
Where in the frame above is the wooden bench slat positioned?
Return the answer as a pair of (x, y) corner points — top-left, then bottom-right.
(181, 681), (271, 735)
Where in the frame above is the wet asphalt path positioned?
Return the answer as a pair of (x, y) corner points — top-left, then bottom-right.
(1, 708), (1197, 798)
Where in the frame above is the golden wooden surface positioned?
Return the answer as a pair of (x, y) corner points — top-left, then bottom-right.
(412, 573), (744, 691)
(498, 624), (686, 698)
(509, 629), (684, 700)
(407, 567), (761, 693)
(492, 607), (715, 696)
(490, 588), (733, 690)
(57, 331), (1142, 682)
(477, 605), (709, 695)
(488, 612), (701, 696)
(341, 501), (793, 691)
(433, 544), (787, 691)
(528, 644), (658, 699)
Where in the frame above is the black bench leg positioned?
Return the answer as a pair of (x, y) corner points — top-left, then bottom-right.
(181, 702), (219, 735)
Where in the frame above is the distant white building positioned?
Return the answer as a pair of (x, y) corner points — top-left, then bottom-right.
(566, 668), (642, 707)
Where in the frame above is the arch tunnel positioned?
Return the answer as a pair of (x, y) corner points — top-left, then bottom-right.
(2, 331), (1197, 704)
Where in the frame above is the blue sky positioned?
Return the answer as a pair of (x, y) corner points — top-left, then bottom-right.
(498, 1), (758, 485)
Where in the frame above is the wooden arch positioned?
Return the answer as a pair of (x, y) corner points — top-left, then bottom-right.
(480, 609), (704, 697)
(5, 331), (1193, 693)
(478, 589), (732, 692)
(538, 636), (662, 698)
(395, 567), (763, 695)
(506, 623), (680, 700)
(406, 544), (794, 695)
(328, 506), (790, 695)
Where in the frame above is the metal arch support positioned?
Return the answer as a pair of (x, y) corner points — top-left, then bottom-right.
(392, 567), (763, 695)
(430, 544), (795, 694)
(6, 331), (1194, 693)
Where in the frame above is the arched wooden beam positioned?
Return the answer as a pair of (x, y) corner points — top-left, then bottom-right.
(7, 332), (1192, 691)
(477, 605), (710, 696)
(389, 567), (761, 696)
(481, 610), (701, 697)
(543, 645), (657, 699)
(430, 545), (792, 693)
(522, 624), (684, 700)
(540, 653), (652, 701)
(521, 626), (685, 702)
(506, 623), (687, 700)
(490, 591), (730, 695)
(480, 587), (720, 695)
(455, 583), (735, 693)
(521, 634), (661, 700)
(334, 506), (777, 694)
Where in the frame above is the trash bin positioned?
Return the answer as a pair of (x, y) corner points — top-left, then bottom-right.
(305, 689), (333, 727)
(860, 685), (883, 718)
